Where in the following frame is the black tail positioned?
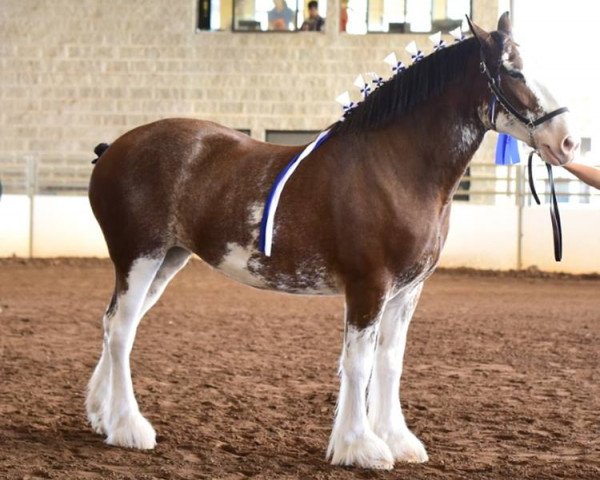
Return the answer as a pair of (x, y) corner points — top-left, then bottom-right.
(92, 143), (110, 164)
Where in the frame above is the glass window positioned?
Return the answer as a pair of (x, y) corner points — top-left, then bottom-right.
(342, 0), (471, 34)
(299, 0), (326, 31)
(198, 0), (233, 30)
(432, 0), (469, 31)
(266, 130), (321, 145)
(198, 0), (326, 31)
(406, 0), (432, 32)
(343, 0), (367, 34)
(234, 0), (298, 31)
(197, 0), (463, 33)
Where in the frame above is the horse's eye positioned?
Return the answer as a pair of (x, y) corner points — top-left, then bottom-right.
(502, 66), (525, 81)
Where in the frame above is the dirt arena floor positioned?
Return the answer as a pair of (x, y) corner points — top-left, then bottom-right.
(1, 258), (599, 480)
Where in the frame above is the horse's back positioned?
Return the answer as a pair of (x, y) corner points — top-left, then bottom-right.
(90, 118), (257, 180)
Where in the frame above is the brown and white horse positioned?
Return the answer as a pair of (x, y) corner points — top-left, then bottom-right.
(86, 14), (578, 470)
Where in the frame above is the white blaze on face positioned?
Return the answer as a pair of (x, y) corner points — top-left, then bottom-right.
(493, 46), (578, 165)
(502, 47), (561, 117)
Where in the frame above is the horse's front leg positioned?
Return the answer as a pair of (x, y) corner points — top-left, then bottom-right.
(327, 279), (394, 470)
(368, 282), (428, 463)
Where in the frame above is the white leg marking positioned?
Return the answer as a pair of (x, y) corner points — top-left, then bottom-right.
(328, 322), (394, 470)
(86, 250), (189, 440)
(86, 318), (112, 435)
(139, 248), (190, 318)
(368, 283), (428, 463)
(105, 257), (163, 450)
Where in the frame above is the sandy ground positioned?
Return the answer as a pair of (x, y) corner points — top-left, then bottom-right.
(0, 258), (599, 480)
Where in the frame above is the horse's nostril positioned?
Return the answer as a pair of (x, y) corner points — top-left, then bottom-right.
(562, 136), (579, 153)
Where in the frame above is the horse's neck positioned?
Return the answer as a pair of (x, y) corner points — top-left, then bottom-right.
(414, 92), (485, 195)
(357, 80), (486, 204)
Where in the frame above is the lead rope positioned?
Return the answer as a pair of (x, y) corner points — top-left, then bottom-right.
(527, 151), (563, 261)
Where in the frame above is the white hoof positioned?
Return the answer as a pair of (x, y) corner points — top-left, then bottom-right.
(380, 429), (428, 463)
(328, 430), (394, 470)
(106, 412), (157, 450)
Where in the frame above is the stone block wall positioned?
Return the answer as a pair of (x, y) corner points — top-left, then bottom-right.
(0, 0), (499, 193)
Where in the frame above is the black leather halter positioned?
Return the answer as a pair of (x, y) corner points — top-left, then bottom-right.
(479, 49), (569, 132)
(480, 49), (568, 262)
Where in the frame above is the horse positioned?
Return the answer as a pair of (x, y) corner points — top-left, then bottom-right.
(85, 13), (578, 470)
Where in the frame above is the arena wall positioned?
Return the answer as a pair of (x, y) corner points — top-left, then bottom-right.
(0, 0), (499, 190)
(3, 195), (600, 274)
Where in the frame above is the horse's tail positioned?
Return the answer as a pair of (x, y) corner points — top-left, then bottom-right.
(91, 143), (110, 164)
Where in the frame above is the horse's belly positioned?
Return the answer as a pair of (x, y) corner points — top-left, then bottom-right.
(213, 242), (340, 295)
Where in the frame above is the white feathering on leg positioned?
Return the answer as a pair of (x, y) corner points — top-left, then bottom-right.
(328, 323), (394, 469)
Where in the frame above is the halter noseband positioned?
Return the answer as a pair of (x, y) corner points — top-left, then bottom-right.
(479, 49), (568, 133)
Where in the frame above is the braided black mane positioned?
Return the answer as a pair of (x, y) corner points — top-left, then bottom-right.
(330, 37), (479, 135)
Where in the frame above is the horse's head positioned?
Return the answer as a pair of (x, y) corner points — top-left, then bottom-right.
(468, 13), (579, 166)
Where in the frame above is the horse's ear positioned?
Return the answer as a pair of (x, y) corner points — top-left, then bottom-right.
(497, 11), (512, 36)
(466, 15), (491, 48)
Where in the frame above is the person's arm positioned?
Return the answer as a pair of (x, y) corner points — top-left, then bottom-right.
(563, 162), (600, 190)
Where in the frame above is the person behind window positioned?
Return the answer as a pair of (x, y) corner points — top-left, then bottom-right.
(268, 0), (294, 30)
(339, 0), (348, 32)
(300, 1), (324, 31)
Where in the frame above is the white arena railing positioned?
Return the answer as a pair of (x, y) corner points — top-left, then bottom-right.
(2, 157), (600, 274)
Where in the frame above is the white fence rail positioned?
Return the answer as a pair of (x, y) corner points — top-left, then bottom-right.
(2, 158), (600, 273)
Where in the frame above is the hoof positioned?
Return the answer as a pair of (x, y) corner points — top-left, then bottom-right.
(106, 412), (157, 450)
(380, 429), (428, 463)
(328, 430), (394, 470)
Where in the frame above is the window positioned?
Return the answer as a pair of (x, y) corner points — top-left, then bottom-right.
(236, 0), (300, 31)
(266, 130), (321, 145)
(342, 0), (471, 34)
(198, 0), (327, 31)
(198, 0), (463, 33)
(198, 0), (230, 30)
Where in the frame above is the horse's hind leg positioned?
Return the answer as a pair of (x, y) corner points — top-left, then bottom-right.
(139, 247), (191, 318)
(367, 282), (428, 463)
(327, 279), (394, 470)
(102, 255), (165, 449)
(86, 247), (191, 439)
(86, 291), (118, 434)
